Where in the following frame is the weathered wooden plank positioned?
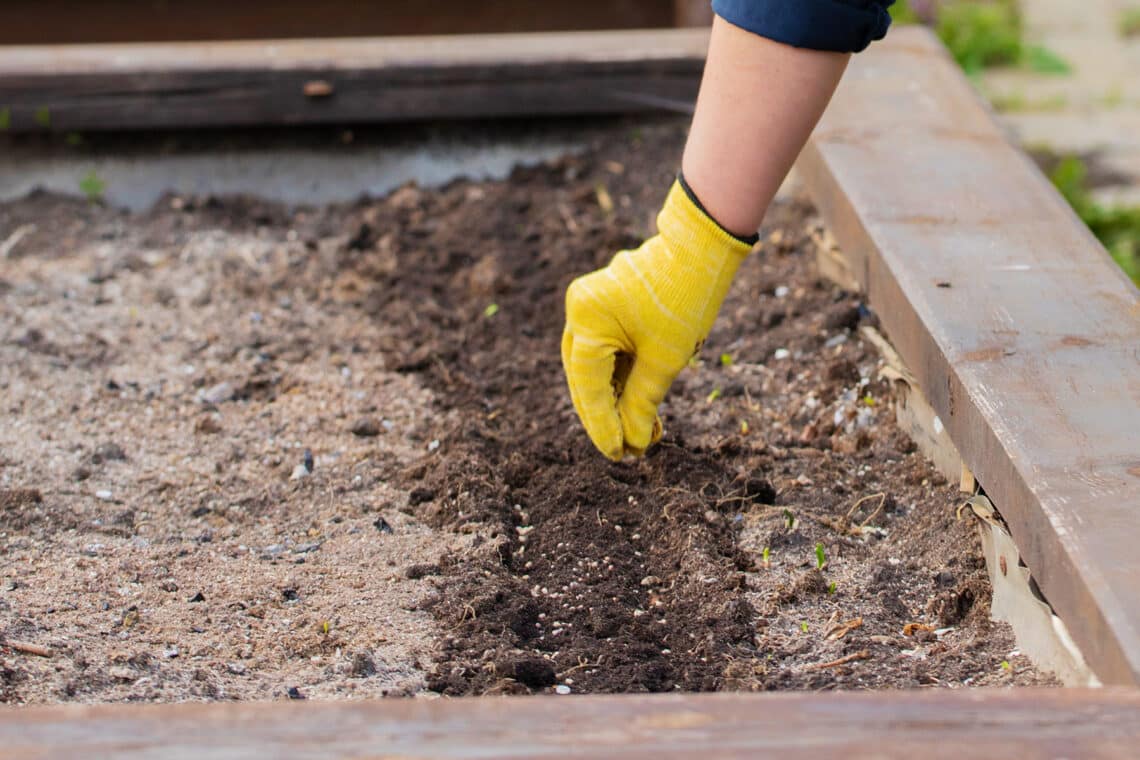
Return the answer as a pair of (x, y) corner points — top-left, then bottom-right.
(0, 29), (710, 131)
(796, 26), (1140, 686)
(0, 0), (680, 45)
(4, 689), (1140, 758)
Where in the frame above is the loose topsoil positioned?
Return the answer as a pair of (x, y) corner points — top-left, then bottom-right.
(0, 119), (1053, 704)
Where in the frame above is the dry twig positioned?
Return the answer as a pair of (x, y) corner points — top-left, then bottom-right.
(3, 639), (53, 657)
(809, 650), (870, 670)
(824, 617), (864, 641)
(846, 492), (887, 528)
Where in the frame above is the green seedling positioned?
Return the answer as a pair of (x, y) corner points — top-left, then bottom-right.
(719, 353), (733, 367)
(79, 170), (105, 203)
(800, 621), (809, 633)
(814, 542), (827, 569)
(34, 107), (51, 128)
(828, 581), (838, 595)
(782, 508), (795, 530)
(1001, 659), (1012, 671)
(0, 108), (10, 131)
(761, 546), (771, 567)
(65, 132), (84, 147)
(483, 303), (499, 318)
(706, 387), (721, 404)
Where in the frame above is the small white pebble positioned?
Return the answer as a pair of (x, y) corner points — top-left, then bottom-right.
(555, 684), (571, 695)
(427, 439), (440, 452)
(774, 285), (790, 298)
(95, 490), (113, 501)
(773, 348), (791, 361)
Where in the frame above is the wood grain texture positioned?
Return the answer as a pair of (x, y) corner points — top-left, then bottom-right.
(797, 26), (1140, 685)
(4, 689), (1140, 758)
(0, 0), (678, 44)
(0, 29), (710, 131)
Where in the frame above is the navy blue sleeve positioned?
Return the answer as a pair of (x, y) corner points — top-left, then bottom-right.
(711, 0), (894, 53)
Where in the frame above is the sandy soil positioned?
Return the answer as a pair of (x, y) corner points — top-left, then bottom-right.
(0, 119), (1053, 703)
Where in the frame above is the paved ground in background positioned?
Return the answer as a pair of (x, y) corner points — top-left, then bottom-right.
(982, 0), (1140, 205)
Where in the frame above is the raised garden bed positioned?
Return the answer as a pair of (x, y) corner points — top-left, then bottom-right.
(0, 118), (1054, 703)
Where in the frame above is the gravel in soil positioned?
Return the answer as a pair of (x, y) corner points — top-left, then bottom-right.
(0, 118), (1053, 703)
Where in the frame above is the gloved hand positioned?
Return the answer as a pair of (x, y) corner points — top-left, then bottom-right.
(562, 179), (754, 460)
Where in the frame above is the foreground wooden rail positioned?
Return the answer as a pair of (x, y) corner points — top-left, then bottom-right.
(0, 29), (709, 131)
(797, 27), (1140, 685)
(4, 689), (1139, 758)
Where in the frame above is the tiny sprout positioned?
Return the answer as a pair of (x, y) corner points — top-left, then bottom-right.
(321, 620), (330, 635)
(0, 108), (10, 131)
(706, 387), (721, 404)
(740, 419), (750, 435)
(79, 170), (105, 203)
(1001, 660), (1012, 671)
(35, 107), (51, 128)
(863, 395), (876, 406)
(815, 542), (827, 569)
(828, 581), (837, 595)
(783, 508), (795, 530)
(483, 303), (499, 318)
(800, 621), (809, 633)
(719, 353), (733, 367)
(761, 546), (770, 567)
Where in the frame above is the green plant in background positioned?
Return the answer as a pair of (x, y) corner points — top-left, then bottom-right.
(1120, 7), (1140, 38)
(988, 91), (1068, 113)
(0, 108), (10, 131)
(889, 0), (923, 24)
(891, 1), (1070, 76)
(1021, 44), (1071, 75)
(937, 1), (1023, 74)
(1049, 157), (1140, 285)
(34, 107), (51, 128)
(79, 170), (105, 203)
(814, 542), (827, 569)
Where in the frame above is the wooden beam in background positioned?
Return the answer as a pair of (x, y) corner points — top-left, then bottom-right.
(0, 0), (680, 45)
(0, 29), (710, 131)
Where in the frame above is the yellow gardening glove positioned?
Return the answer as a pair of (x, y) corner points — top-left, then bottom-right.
(562, 179), (754, 461)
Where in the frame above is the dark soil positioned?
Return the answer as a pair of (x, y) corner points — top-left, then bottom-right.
(0, 118), (1052, 703)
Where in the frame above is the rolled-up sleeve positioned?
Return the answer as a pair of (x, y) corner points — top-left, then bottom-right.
(711, 0), (894, 53)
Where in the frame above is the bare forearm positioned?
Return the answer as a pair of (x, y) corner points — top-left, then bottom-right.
(681, 16), (850, 238)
